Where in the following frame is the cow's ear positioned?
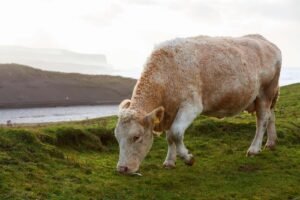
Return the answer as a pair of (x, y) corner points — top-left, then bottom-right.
(119, 99), (131, 111)
(144, 106), (164, 127)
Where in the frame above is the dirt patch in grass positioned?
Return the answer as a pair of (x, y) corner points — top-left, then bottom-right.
(238, 164), (260, 172)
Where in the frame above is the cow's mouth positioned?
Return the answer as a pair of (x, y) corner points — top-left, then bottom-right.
(130, 172), (143, 176)
(117, 169), (142, 176)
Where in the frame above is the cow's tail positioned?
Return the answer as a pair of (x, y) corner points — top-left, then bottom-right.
(271, 88), (279, 109)
(271, 59), (281, 110)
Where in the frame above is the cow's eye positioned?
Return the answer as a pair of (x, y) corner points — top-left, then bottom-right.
(133, 136), (141, 142)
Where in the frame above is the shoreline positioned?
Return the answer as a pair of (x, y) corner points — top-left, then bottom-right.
(0, 104), (119, 126)
(0, 101), (120, 109)
(0, 115), (117, 128)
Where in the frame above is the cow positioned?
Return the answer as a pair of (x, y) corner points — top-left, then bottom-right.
(114, 34), (281, 174)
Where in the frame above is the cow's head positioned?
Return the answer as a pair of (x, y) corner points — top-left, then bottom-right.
(115, 99), (164, 174)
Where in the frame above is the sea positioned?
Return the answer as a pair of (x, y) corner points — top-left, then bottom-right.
(0, 105), (118, 124)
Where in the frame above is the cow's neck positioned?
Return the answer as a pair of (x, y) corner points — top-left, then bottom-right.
(129, 68), (163, 116)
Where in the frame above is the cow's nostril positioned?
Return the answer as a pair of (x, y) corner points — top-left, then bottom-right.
(118, 166), (128, 173)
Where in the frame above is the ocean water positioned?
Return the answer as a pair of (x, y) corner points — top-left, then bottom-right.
(0, 105), (118, 124)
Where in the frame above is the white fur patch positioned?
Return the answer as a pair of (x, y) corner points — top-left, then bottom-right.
(118, 109), (137, 123)
(171, 101), (203, 135)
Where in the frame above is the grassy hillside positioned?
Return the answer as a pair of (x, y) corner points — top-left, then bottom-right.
(0, 83), (299, 200)
(0, 64), (136, 108)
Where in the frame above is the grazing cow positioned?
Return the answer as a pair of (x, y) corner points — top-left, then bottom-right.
(114, 34), (281, 174)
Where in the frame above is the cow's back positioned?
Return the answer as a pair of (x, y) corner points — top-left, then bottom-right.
(150, 34), (281, 121)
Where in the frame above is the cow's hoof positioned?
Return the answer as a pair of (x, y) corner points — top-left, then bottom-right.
(246, 147), (261, 157)
(264, 141), (276, 150)
(163, 160), (176, 169)
(184, 154), (195, 166)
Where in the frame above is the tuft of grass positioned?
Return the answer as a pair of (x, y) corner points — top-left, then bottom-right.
(55, 127), (104, 151)
(85, 127), (116, 146)
(0, 83), (299, 199)
(0, 129), (39, 146)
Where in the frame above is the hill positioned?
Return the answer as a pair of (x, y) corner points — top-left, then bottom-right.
(0, 83), (299, 199)
(0, 64), (136, 108)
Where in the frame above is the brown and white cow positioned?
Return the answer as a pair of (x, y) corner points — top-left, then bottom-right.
(114, 34), (281, 174)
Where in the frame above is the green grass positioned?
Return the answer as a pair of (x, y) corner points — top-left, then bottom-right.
(0, 83), (300, 200)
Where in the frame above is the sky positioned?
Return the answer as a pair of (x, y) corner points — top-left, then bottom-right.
(0, 0), (299, 77)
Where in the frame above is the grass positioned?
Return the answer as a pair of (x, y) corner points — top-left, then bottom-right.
(0, 83), (300, 200)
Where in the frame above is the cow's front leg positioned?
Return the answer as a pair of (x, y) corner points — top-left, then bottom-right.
(163, 130), (177, 168)
(173, 133), (195, 165)
(164, 129), (194, 167)
(163, 101), (202, 167)
(247, 99), (271, 156)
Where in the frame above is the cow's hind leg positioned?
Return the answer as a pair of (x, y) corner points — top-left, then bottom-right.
(265, 89), (279, 149)
(247, 98), (272, 156)
(163, 102), (202, 168)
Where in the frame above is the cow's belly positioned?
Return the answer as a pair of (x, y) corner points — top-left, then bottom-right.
(201, 81), (258, 118)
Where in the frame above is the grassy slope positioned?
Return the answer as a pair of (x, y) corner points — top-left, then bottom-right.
(0, 83), (299, 200)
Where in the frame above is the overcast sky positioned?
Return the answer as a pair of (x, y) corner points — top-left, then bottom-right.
(0, 0), (299, 76)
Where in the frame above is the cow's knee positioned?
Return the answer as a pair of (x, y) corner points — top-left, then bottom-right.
(170, 131), (194, 166)
(163, 131), (177, 168)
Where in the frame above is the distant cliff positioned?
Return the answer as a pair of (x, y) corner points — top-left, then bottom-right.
(0, 64), (136, 108)
(0, 46), (111, 74)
